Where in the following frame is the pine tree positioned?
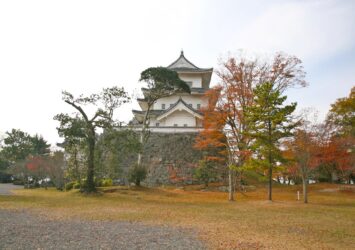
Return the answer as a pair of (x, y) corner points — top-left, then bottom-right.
(247, 82), (297, 201)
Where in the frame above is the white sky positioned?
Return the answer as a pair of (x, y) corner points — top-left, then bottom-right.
(0, 0), (354, 147)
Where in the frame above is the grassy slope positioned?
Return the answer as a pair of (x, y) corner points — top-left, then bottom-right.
(0, 183), (354, 249)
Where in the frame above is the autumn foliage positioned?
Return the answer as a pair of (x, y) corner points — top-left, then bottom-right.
(283, 101), (354, 187)
(195, 52), (307, 201)
(194, 87), (228, 162)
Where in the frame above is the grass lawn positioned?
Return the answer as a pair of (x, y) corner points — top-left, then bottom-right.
(1, 183), (354, 249)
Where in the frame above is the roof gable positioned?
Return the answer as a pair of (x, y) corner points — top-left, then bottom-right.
(156, 97), (203, 121)
(168, 51), (199, 70)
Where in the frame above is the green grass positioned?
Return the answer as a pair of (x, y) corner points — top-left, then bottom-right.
(1, 183), (354, 249)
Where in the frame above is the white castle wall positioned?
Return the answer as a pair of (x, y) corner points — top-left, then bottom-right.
(178, 73), (202, 88)
(153, 95), (207, 110)
(164, 111), (196, 127)
(136, 68), (210, 132)
(149, 111), (197, 127)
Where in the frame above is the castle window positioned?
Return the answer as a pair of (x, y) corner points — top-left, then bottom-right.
(156, 123), (160, 127)
(173, 124), (178, 127)
(183, 124), (188, 127)
(162, 104), (165, 109)
(197, 104), (201, 110)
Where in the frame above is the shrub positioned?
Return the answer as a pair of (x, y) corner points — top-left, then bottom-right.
(95, 178), (113, 187)
(128, 164), (147, 186)
(101, 178), (113, 187)
(194, 160), (216, 187)
(65, 181), (75, 191)
(0, 173), (12, 183)
(73, 182), (81, 189)
(13, 179), (24, 185)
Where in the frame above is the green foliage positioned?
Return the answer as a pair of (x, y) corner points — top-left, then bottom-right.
(194, 160), (217, 187)
(128, 164), (147, 186)
(54, 87), (130, 193)
(95, 129), (141, 179)
(140, 67), (191, 101)
(246, 82), (298, 168)
(1, 129), (50, 163)
(67, 178), (113, 189)
(65, 179), (88, 190)
(102, 178), (113, 187)
(315, 163), (337, 183)
(12, 179), (24, 185)
(242, 170), (268, 184)
(0, 156), (11, 183)
(54, 115), (87, 142)
(246, 82), (298, 200)
(1, 129), (33, 162)
(96, 178), (113, 187)
(65, 181), (75, 191)
(30, 134), (51, 156)
(61, 137), (87, 186)
(136, 67), (192, 174)
(138, 67), (192, 145)
(63, 142), (87, 184)
(47, 151), (65, 190)
(0, 129), (51, 183)
(73, 182), (81, 189)
(326, 87), (355, 136)
(67, 181), (86, 190)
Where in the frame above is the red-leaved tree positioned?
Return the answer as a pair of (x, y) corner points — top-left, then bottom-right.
(195, 52), (306, 201)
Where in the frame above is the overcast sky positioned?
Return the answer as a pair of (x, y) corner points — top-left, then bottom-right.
(0, 0), (354, 147)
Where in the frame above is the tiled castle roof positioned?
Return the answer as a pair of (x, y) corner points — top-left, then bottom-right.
(167, 51), (213, 73)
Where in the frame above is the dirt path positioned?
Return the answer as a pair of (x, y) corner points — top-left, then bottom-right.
(0, 210), (205, 249)
(0, 183), (23, 195)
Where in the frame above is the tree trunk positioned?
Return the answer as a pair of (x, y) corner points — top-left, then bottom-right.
(268, 165), (272, 201)
(228, 169), (235, 201)
(235, 170), (243, 192)
(138, 105), (151, 166)
(137, 132), (143, 165)
(267, 120), (272, 201)
(73, 149), (82, 188)
(86, 132), (96, 192)
(302, 176), (308, 204)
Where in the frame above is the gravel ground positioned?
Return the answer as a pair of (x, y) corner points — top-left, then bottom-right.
(0, 210), (205, 250)
(0, 184), (23, 195)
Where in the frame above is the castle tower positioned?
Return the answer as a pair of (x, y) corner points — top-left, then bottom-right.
(132, 51), (213, 133)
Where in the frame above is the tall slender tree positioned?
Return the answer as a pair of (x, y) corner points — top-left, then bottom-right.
(246, 82), (297, 201)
